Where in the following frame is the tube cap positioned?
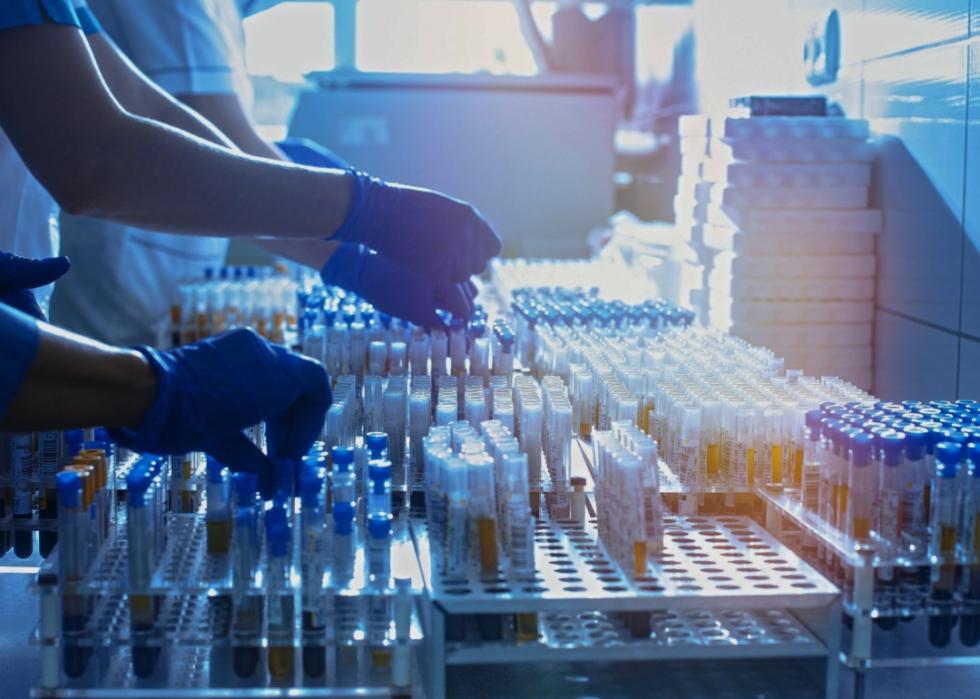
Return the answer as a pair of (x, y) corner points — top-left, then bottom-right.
(881, 432), (905, 467)
(368, 513), (392, 539)
(333, 500), (355, 534)
(904, 426), (927, 461)
(368, 459), (392, 482)
(64, 429), (85, 457)
(332, 446), (354, 470)
(850, 432), (872, 467)
(970, 443), (980, 474)
(57, 471), (81, 509)
(805, 410), (822, 436)
(365, 432), (388, 458)
(935, 442), (963, 475)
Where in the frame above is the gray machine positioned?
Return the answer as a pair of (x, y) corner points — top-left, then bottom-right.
(288, 71), (617, 258)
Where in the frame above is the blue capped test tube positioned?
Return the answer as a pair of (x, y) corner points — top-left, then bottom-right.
(300, 462), (328, 677)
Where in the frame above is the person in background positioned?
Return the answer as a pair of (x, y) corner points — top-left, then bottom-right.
(51, 0), (346, 346)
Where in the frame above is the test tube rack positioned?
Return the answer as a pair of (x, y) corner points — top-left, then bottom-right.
(758, 487), (980, 698)
(410, 503), (840, 699)
(32, 508), (425, 697)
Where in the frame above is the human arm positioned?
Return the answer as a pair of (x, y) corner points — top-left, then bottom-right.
(84, 30), (237, 150)
(0, 17), (500, 283)
(181, 93), (283, 160)
(0, 22), (350, 238)
(0, 305), (157, 431)
(1, 302), (330, 494)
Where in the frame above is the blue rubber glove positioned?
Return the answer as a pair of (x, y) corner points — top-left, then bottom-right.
(321, 243), (473, 328)
(330, 172), (502, 287)
(109, 328), (331, 499)
(276, 137), (351, 170)
(0, 251), (70, 319)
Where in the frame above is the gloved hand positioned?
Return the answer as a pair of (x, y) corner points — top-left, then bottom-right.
(0, 251), (70, 319)
(108, 328), (331, 498)
(276, 137), (351, 170)
(330, 172), (502, 287)
(321, 243), (475, 328)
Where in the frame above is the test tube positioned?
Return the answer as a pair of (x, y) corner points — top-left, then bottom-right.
(410, 389), (431, 473)
(206, 460), (231, 555)
(232, 472), (261, 678)
(960, 443), (980, 647)
(492, 325), (515, 379)
(38, 430), (61, 558)
(765, 407), (784, 490)
(436, 400), (457, 427)
(10, 433), (34, 558)
(444, 457), (469, 580)
(127, 466), (158, 678)
(332, 500), (356, 587)
(367, 513), (393, 588)
(466, 453), (498, 575)
(929, 442), (963, 647)
(847, 433), (874, 542)
(877, 432), (906, 586)
(391, 577), (413, 699)
(449, 319), (467, 377)
(300, 463), (327, 677)
(902, 426), (929, 551)
(702, 402), (722, 487)
(390, 341), (407, 376)
(367, 459), (393, 521)
(331, 446), (356, 507)
(368, 340), (387, 377)
(801, 410), (822, 513)
(364, 376), (384, 434)
(836, 426), (864, 533)
(430, 328), (448, 378)
(383, 388), (406, 483)
(266, 506), (294, 679)
(410, 326), (429, 375)
(57, 471), (87, 678)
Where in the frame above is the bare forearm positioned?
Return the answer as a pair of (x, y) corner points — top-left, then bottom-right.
(0, 24), (349, 241)
(180, 93), (283, 160)
(251, 238), (339, 270)
(85, 112), (351, 238)
(86, 33), (235, 150)
(1, 325), (157, 431)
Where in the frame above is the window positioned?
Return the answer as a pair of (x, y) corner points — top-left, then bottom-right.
(243, 2), (335, 80)
(356, 0), (545, 75)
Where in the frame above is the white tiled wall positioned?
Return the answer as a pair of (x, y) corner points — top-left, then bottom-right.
(793, 2), (979, 399)
(693, 1), (978, 399)
(876, 310), (959, 399)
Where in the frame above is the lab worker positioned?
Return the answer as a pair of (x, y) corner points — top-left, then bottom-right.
(52, 0), (305, 346)
(0, 0), (498, 476)
(0, 0), (497, 327)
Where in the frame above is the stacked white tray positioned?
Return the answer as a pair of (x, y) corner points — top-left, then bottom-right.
(675, 115), (880, 391)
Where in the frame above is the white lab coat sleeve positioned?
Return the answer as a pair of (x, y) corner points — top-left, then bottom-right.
(84, 0), (245, 95)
